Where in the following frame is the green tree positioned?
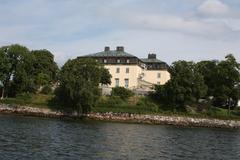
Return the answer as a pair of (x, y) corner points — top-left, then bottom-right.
(212, 54), (240, 109)
(0, 44), (30, 97)
(54, 58), (111, 115)
(0, 45), (59, 97)
(100, 68), (112, 85)
(111, 87), (134, 100)
(152, 61), (207, 109)
(197, 54), (240, 109)
(196, 60), (218, 96)
(31, 49), (59, 84)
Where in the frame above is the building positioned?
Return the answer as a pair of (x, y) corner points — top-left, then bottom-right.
(80, 46), (170, 93)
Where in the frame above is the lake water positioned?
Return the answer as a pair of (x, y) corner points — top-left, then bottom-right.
(0, 114), (240, 160)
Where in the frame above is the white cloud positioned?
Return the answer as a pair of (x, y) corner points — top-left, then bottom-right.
(0, 0), (240, 66)
(122, 13), (232, 37)
(198, 0), (230, 16)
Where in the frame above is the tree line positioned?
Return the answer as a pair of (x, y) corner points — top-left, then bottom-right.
(0, 44), (239, 115)
(0, 44), (58, 98)
(151, 54), (240, 112)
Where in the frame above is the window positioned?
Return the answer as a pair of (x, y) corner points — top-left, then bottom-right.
(126, 68), (129, 73)
(116, 68), (120, 73)
(157, 73), (161, 78)
(126, 59), (130, 63)
(125, 79), (129, 88)
(117, 59), (121, 63)
(115, 78), (119, 87)
(104, 59), (107, 63)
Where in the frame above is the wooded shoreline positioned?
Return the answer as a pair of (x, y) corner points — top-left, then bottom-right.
(1, 104), (240, 129)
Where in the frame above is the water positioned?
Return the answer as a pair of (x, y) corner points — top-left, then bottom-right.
(0, 115), (240, 160)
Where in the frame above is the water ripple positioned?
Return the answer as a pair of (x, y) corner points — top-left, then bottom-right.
(0, 115), (240, 160)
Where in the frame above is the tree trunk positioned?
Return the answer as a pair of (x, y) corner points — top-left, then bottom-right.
(228, 98), (231, 116)
(1, 87), (4, 99)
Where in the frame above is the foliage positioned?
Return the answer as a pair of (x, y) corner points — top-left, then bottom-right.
(197, 54), (240, 108)
(31, 49), (59, 84)
(97, 96), (125, 107)
(0, 93), (53, 107)
(100, 68), (112, 85)
(152, 61), (208, 109)
(40, 85), (53, 94)
(0, 45), (59, 97)
(54, 58), (111, 115)
(94, 96), (160, 114)
(111, 87), (134, 100)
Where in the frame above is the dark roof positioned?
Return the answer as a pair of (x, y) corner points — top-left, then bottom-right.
(84, 50), (136, 58)
(140, 58), (163, 63)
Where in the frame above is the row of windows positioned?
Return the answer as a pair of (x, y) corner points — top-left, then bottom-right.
(116, 68), (129, 73)
(103, 59), (130, 63)
(115, 78), (129, 88)
(115, 68), (161, 78)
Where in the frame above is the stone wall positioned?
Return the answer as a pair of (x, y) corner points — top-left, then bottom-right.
(87, 112), (240, 129)
(1, 104), (240, 128)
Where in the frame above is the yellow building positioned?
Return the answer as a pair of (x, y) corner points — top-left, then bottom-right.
(81, 46), (170, 93)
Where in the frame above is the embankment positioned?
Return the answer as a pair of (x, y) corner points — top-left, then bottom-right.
(1, 104), (240, 129)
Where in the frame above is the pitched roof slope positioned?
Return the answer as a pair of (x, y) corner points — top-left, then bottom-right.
(85, 50), (136, 58)
(140, 58), (163, 63)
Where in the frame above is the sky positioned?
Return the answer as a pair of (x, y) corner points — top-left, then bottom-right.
(0, 0), (240, 65)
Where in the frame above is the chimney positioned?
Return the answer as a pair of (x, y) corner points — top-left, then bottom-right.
(116, 46), (124, 52)
(148, 53), (156, 59)
(104, 46), (110, 51)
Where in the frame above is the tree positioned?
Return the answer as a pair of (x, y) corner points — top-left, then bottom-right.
(196, 60), (218, 96)
(213, 54), (240, 109)
(54, 58), (111, 115)
(0, 45), (59, 97)
(111, 87), (134, 100)
(100, 68), (112, 85)
(152, 61), (207, 110)
(31, 49), (59, 84)
(0, 44), (30, 97)
(196, 54), (240, 111)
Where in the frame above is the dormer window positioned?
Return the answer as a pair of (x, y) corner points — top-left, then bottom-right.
(126, 59), (130, 63)
(104, 59), (107, 63)
(117, 59), (120, 63)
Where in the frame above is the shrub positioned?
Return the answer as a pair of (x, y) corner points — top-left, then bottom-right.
(136, 97), (159, 112)
(41, 85), (53, 94)
(96, 96), (125, 107)
(111, 87), (134, 100)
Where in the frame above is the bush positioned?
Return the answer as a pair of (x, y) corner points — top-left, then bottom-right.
(111, 87), (134, 100)
(96, 96), (125, 107)
(136, 97), (159, 112)
(41, 85), (53, 94)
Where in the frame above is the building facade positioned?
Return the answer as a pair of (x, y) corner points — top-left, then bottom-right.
(80, 46), (170, 92)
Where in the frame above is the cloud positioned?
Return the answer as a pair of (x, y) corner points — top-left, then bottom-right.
(198, 0), (230, 16)
(0, 0), (239, 66)
(121, 13), (233, 37)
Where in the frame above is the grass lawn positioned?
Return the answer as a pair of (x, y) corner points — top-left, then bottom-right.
(1, 94), (240, 120)
(0, 94), (53, 108)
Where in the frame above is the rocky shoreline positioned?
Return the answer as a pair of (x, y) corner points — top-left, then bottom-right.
(1, 104), (240, 129)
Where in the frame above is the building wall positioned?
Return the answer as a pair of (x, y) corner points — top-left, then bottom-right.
(141, 70), (170, 85)
(104, 65), (170, 88)
(104, 64), (142, 89)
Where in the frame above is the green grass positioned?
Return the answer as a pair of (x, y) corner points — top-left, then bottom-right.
(1, 94), (240, 120)
(0, 93), (53, 108)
